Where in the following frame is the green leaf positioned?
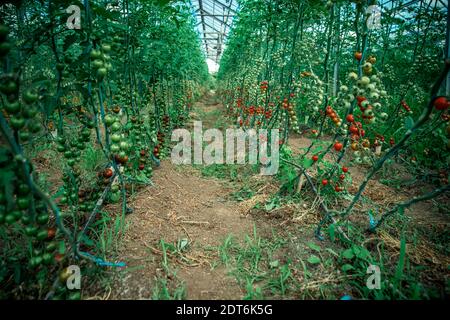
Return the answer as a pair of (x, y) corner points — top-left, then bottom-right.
(307, 255), (321, 264)
(59, 241), (66, 255)
(355, 247), (371, 260)
(342, 248), (354, 260)
(341, 264), (354, 272)
(81, 235), (94, 246)
(328, 223), (335, 242)
(303, 157), (313, 169)
(307, 242), (321, 252)
(156, 0), (172, 6)
(326, 248), (339, 257)
(405, 116), (414, 130)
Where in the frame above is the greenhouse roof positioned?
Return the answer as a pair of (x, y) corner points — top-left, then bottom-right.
(190, 0), (238, 63)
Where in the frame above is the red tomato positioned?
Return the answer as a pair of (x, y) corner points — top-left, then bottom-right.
(103, 168), (113, 178)
(47, 227), (56, 240)
(434, 96), (449, 111)
(322, 179), (328, 186)
(334, 142), (343, 152)
(312, 155), (319, 162)
(342, 166), (349, 173)
(346, 114), (354, 123)
(356, 96), (366, 104)
(349, 125), (359, 134)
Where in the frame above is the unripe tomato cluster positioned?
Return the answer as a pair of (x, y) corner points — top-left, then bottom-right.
(90, 43), (113, 80)
(283, 97), (300, 133)
(0, 150), (66, 286)
(104, 114), (130, 164)
(128, 116), (153, 177)
(1, 25), (40, 140)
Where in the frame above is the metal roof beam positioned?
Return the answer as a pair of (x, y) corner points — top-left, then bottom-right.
(199, 8), (231, 27)
(210, 0), (237, 14)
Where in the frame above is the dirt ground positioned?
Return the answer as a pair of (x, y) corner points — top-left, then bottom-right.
(105, 93), (449, 300)
(110, 94), (254, 299)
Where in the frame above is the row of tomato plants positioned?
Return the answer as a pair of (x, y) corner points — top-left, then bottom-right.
(0, 0), (208, 299)
(217, 0), (449, 235)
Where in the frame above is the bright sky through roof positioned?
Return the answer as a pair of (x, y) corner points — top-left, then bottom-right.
(207, 58), (219, 74)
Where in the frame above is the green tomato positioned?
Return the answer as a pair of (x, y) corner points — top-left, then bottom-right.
(21, 214), (32, 225)
(81, 128), (91, 139)
(45, 242), (57, 252)
(110, 144), (120, 153)
(42, 252), (53, 265)
(92, 59), (103, 69)
(111, 122), (121, 132)
(10, 116), (25, 129)
(28, 121), (41, 133)
(97, 67), (107, 79)
(119, 141), (129, 151)
(111, 133), (121, 143)
(77, 143), (86, 150)
(104, 115), (115, 126)
(90, 49), (102, 59)
(109, 191), (121, 203)
(57, 144), (66, 152)
(4, 101), (20, 114)
(64, 151), (73, 159)
(16, 197), (29, 209)
(5, 213), (16, 224)
(23, 106), (38, 118)
(31, 255), (43, 267)
(36, 213), (49, 225)
(0, 80), (17, 95)
(36, 229), (48, 241)
(17, 183), (30, 195)
(19, 131), (30, 141)
(23, 90), (38, 104)
(25, 226), (38, 236)
(102, 44), (111, 52)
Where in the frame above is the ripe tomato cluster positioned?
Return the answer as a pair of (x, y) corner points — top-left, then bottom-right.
(321, 166), (350, 193)
(260, 80), (268, 92)
(400, 100), (412, 113)
(326, 105), (342, 127)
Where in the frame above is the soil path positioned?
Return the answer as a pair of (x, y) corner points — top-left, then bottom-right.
(109, 92), (449, 300)
(111, 92), (254, 299)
